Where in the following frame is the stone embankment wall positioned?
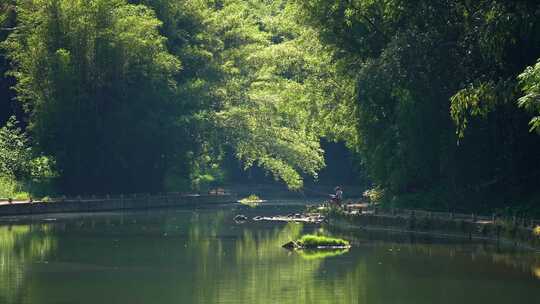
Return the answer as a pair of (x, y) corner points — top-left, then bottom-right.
(0, 193), (236, 217)
(328, 207), (540, 249)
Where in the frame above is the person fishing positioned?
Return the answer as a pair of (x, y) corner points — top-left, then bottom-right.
(330, 186), (343, 206)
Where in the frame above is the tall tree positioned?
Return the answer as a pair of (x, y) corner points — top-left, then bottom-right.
(296, 0), (540, 209)
(0, 0), (18, 124)
(209, 0), (358, 189)
(4, 0), (181, 193)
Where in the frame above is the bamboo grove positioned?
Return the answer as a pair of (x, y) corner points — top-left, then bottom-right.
(1, 0), (540, 213)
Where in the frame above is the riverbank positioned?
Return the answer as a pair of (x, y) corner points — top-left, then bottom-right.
(323, 205), (540, 250)
(0, 192), (237, 217)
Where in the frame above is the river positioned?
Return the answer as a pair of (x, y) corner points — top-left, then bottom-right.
(0, 200), (538, 304)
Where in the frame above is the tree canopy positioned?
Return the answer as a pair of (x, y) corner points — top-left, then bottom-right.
(1, 0), (540, 213)
(295, 0), (540, 210)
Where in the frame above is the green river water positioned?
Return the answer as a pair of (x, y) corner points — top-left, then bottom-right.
(0, 200), (538, 304)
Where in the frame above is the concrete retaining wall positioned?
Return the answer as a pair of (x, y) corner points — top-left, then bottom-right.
(328, 208), (540, 249)
(0, 194), (236, 217)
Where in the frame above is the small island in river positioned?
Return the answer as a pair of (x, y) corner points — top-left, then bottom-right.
(282, 234), (351, 250)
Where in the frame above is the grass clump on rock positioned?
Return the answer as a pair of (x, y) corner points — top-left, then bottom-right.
(299, 235), (350, 247)
(238, 194), (265, 207)
(283, 234), (350, 250)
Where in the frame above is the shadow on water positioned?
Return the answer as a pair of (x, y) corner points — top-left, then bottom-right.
(0, 201), (538, 304)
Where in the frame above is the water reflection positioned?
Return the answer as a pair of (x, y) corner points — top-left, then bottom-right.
(193, 220), (362, 304)
(0, 207), (538, 304)
(296, 248), (350, 260)
(0, 224), (57, 304)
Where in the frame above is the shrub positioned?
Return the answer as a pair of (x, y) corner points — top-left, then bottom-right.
(13, 192), (30, 200)
(0, 175), (18, 198)
(363, 187), (384, 204)
(534, 226), (540, 237)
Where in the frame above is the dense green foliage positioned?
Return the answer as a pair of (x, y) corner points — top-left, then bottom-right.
(1, 0), (539, 213)
(1, 0), (347, 194)
(0, 1), (18, 124)
(4, 0), (184, 193)
(518, 59), (540, 133)
(296, 0), (540, 211)
(0, 116), (55, 197)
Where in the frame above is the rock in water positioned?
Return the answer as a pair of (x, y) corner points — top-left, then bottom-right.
(282, 241), (299, 250)
(234, 214), (248, 222)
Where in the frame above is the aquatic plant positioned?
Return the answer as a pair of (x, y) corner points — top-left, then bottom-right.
(297, 234), (350, 248)
(241, 194), (261, 202)
(238, 194), (264, 207)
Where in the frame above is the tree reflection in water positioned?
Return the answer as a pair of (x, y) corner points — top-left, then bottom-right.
(185, 215), (362, 304)
(0, 224), (57, 304)
(0, 209), (538, 304)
